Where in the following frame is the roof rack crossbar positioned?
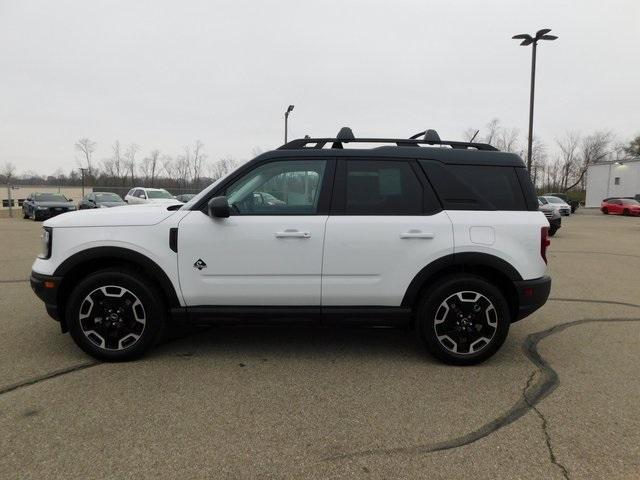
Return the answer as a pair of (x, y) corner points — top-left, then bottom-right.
(278, 138), (498, 151)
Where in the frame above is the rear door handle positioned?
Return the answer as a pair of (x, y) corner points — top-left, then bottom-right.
(275, 229), (311, 238)
(400, 230), (435, 239)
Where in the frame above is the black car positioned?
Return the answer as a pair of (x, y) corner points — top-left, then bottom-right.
(79, 192), (126, 209)
(23, 192), (77, 221)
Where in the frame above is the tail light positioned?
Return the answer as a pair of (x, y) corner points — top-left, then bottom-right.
(540, 227), (550, 263)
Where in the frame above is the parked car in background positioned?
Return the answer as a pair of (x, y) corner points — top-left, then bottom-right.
(124, 187), (179, 205)
(545, 192), (580, 213)
(22, 192), (76, 221)
(601, 198), (640, 216)
(78, 192), (126, 209)
(538, 198), (561, 236)
(539, 195), (571, 216)
(174, 193), (196, 203)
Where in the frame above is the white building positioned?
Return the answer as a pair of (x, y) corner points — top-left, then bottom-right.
(585, 160), (640, 207)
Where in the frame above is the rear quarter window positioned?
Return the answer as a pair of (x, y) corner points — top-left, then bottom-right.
(419, 161), (529, 211)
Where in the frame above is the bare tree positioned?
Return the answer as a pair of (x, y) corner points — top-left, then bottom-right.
(1, 162), (16, 183)
(191, 141), (207, 187)
(555, 132), (581, 191)
(175, 148), (192, 188)
(123, 143), (140, 186)
(564, 131), (614, 191)
(75, 138), (97, 174)
(111, 141), (127, 186)
(161, 155), (175, 179)
(208, 156), (239, 181)
(251, 146), (264, 158)
(495, 127), (521, 153)
(139, 149), (161, 186)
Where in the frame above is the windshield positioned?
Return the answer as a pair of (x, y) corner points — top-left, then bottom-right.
(147, 189), (173, 199)
(545, 196), (565, 204)
(622, 199), (640, 205)
(95, 193), (122, 202)
(35, 193), (68, 202)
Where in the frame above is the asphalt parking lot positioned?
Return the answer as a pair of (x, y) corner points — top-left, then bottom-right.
(1, 211), (638, 479)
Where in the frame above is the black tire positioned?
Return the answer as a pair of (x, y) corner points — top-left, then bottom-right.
(623, 209), (629, 216)
(66, 268), (166, 361)
(549, 227), (558, 237)
(417, 274), (511, 365)
(23, 209), (28, 219)
(602, 208), (608, 215)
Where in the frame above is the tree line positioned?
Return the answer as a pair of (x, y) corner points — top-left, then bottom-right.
(1, 139), (262, 192)
(2, 128), (639, 196)
(464, 119), (639, 194)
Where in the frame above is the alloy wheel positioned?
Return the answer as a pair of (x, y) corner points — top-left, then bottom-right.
(433, 290), (498, 355)
(79, 285), (146, 351)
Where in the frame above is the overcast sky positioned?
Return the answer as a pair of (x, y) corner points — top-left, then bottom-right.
(1, 0), (639, 175)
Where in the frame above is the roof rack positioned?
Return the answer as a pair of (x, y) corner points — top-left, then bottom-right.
(278, 127), (498, 151)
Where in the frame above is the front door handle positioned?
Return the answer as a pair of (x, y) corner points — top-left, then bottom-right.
(275, 229), (311, 239)
(400, 230), (435, 239)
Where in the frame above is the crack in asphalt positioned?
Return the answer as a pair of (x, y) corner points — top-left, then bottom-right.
(550, 250), (640, 260)
(324, 306), (640, 461)
(0, 362), (99, 396)
(549, 297), (640, 309)
(523, 371), (570, 480)
(0, 326), (211, 397)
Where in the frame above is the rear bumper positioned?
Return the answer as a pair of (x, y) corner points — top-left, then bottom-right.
(513, 275), (551, 321)
(30, 271), (63, 322)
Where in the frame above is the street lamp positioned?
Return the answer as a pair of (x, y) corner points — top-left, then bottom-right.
(284, 105), (295, 143)
(512, 28), (558, 172)
(79, 167), (89, 197)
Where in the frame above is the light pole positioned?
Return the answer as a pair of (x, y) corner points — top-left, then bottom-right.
(79, 167), (89, 197)
(512, 29), (558, 172)
(284, 105), (294, 143)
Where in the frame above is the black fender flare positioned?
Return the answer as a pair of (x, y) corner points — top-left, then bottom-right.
(401, 252), (523, 308)
(54, 246), (181, 308)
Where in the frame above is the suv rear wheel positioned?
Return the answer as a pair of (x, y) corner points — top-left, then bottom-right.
(66, 268), (166, 361)
(417, 274), (510, 365)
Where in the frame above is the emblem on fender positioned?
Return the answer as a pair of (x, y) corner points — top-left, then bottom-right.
(193, 259), (207, 270)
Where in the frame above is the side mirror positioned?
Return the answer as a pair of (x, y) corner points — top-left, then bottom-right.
(208, 196), (231, 218)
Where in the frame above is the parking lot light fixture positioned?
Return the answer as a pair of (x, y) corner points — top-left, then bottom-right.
(512, 29), (558, 173)
(284, 105), (295, 143)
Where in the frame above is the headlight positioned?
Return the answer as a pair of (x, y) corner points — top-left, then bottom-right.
(38, 227), (52, 259)
(67, 205), (76, 210)
(99, 204), (107, 208)
(37, 206), (48, 210)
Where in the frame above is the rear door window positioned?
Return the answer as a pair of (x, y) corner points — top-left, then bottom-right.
(343, 160), (424, 215)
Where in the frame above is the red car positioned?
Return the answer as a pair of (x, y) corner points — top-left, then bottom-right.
(601, 198), (640, 216)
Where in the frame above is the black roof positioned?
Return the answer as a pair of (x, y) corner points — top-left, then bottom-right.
(259, 127), (526, 167)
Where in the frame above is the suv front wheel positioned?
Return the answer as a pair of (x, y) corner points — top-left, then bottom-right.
(417, 274), (510, 365)
(66, 268), (166, 361)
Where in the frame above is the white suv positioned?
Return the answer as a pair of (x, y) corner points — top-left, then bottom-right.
(30, 129), (551, 365)
(124, 187), (179, 205)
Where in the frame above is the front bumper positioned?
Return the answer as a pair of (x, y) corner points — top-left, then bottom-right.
(513, 276), (551, 321)
(30, 271), (63, 323)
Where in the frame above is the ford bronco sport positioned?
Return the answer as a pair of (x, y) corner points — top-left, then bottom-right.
(31, 128), (551, 365)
